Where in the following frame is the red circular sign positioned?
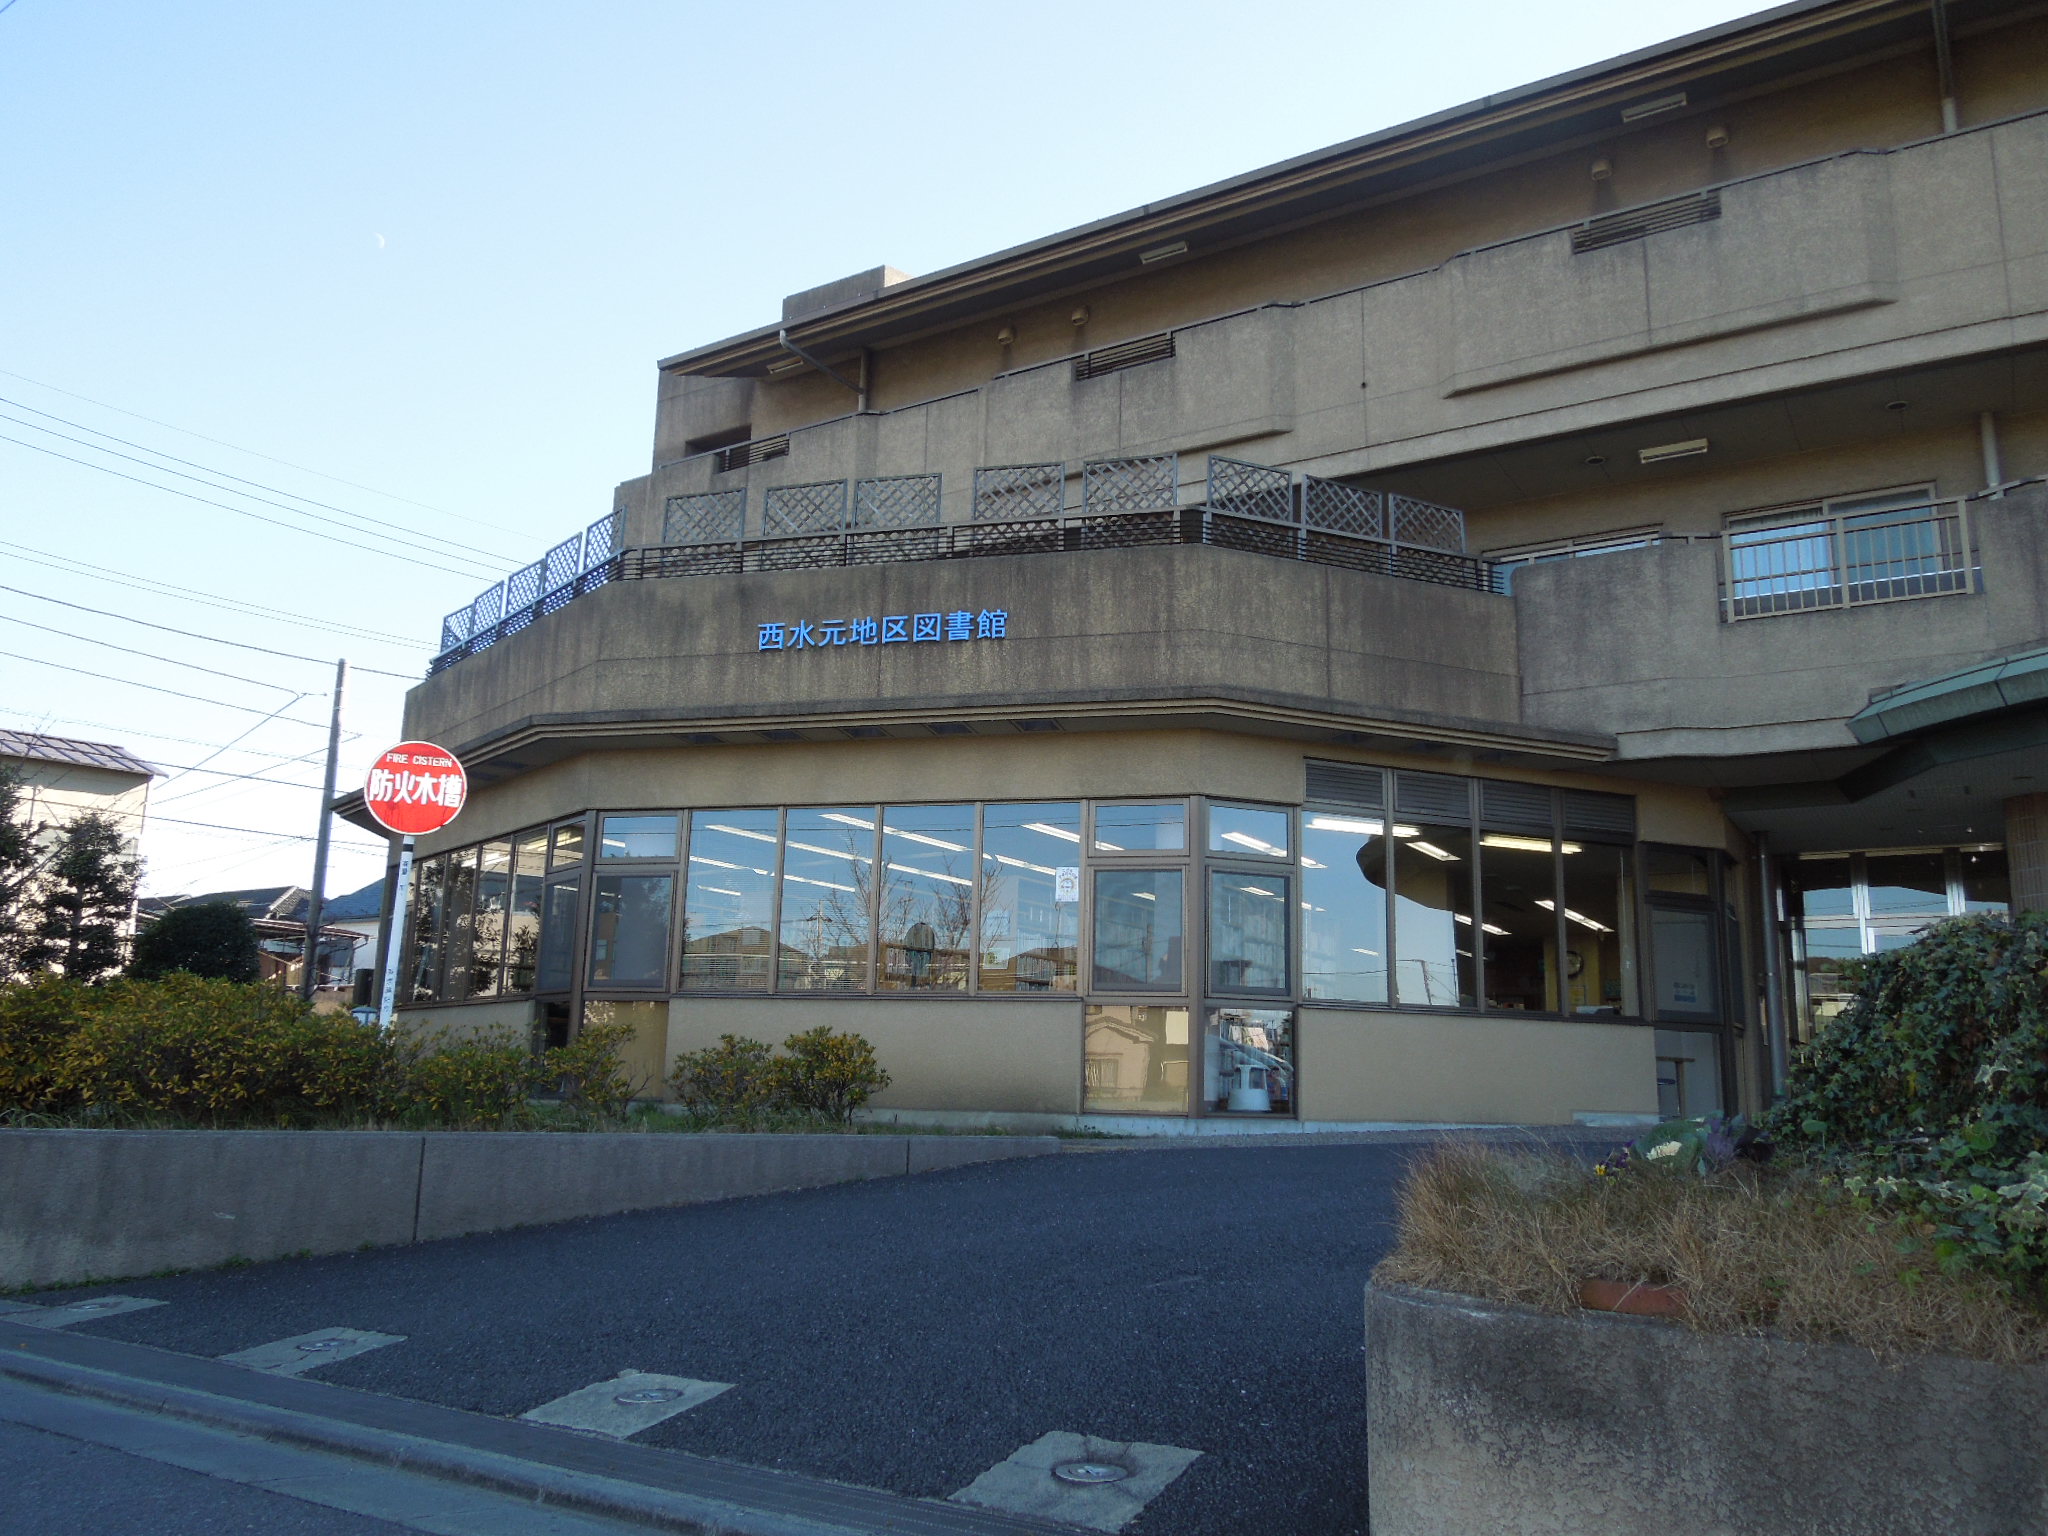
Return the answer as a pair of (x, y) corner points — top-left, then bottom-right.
(363, 741), (468, 836)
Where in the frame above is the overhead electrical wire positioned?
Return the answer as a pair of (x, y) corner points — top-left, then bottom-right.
(0, 539), (425, 649)
(0, 611), (309, 694)
(0, 432), (507, 581)
(0, 650), (330, 723)
(0, 400), (523, 564)
(0, 708), (362, 767)
(0, 582), (420, 679)
(0, 366), (510, 534)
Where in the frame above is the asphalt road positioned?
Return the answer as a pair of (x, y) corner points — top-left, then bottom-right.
(24, 1142), (1443, 1535)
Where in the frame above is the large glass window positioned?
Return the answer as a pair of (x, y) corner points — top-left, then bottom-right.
(680, 809), (778, 991)
(1092, 869), (1184, 991)
(537, 879), (579, 992)
(1209, 804), (1290, 860)
(1205, 1007), (1294, 1115)
(978, 802), (1080, 993)
(1960, 846), (2010, 911)
(407, 856), (446, 1003)
(1392, 827), (1475, 1008)
(589, 874), (673, 989)
(778, 807), (875, 992)
(1557, 843), (1636, 1016)
(442, 849), (478, 1002)
(1478, 835), (1558, 1012)
(878, 804), (973, 991)
(1650, 906), (1719, 1018)
(1300, 813), (1390, 1004)
(1208, 870), (1290, 995)
(1864, 851), (1948, 917)
(550, 820), (585, 869)
(1092, 802), (1186, 854)
(470, 840), (512, 998)
(599, 814), (679, 860)
(507, 830), (545, 992)
(1083, 1004), (1190, 1114)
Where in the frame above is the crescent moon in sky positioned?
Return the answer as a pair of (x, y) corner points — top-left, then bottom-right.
(374, 233), (386, 249)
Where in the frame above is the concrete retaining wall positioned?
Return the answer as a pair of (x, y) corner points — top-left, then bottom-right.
(1365, 1281), (2048, 1536)
(0, 1129), (1057, 1290)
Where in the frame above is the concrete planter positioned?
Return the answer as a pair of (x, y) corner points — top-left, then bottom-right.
(0, 1129), (1056, 1290)
(1366, 1280), (2048, 1536)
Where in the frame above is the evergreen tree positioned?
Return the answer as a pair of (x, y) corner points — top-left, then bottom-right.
(23, 812), (140, 981)
(0, 765), (47, 981)
(129, 900), (261, 983)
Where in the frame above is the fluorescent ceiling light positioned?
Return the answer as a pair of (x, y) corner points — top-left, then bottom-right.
(1638, 438), (1709, 464)
(1300, 857), (1326, 870)
(783, 874), (857, 893)
(1536, 898), (1613, 933)
(1222, 831), (1286, 856)
(1025, 821), (1082, 843)
(1409, 841), (1459, 862)
(1479, 834), (1582, 855)
(1306, 815), (1383, 835)
(984, 852), (1059, 876)
(1133, 891), (1157, 901)
(690, 855), (742, 871)
(885, 826), (969, 852)
(1241, 885), (1278, 898)
(705, 824), (777, 844)
(1351, 948), (1380, 956)
(699, 886), (743, 898)
(820, 812), (876, 830)
(1619, 91), (1687, 123)
(886, 861), (972, 888)
(785, 838), (872, 864)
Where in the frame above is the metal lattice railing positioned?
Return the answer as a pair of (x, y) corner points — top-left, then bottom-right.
(762, 480), (848, 537)
(543, 533), (585, 593)
(663, 489), (745, 546)
(1208, 457), (1294, 524)
(1303, 477), (1385, 539)
(853, 474), (941, 530)
(1389, 494), (1466, 553)
(1082, 454), (1178, 515)
(582, 511), (621, 570)
(972, 463), (1065, 522)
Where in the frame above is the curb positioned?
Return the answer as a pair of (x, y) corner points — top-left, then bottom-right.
(0, 1323), (1077, 1536)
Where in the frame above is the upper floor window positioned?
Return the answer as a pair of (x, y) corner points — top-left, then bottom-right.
(1722, 486), (1973, 620)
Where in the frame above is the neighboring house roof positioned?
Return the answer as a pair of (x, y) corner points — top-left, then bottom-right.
(322, 879), (386, 922)
(147, 881), (386, 929)
(0, 728), (155, 779)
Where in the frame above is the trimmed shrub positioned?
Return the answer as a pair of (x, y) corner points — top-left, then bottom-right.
(0, 974), (89, 1112)
(388, 1028), (543, 1128)
(668, 1033), (777, 1118)
(130, 902), (261, 983)
(769, 1026), (891, 1125)
(543, 1020), (638, 1120)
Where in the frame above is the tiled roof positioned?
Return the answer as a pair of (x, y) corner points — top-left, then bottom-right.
(0, 729), (155, 779)
(322, 880), (386, 921)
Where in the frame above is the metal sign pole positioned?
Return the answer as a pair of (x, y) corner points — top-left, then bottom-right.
(377, 835), (415, 1030)
(301, 657), (348, 1002)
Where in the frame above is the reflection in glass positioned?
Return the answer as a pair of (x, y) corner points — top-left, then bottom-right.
(407, 857), (446, 1002)
(681, 809), (778, 991)
(1392, 827), (1475, 1008)
(537, 880), (579, 991)
(1208, 870), (1290, 994)
(1092, 869), (1184, 990)
(1865, 852), (1948, 916)
(1959, 847), (2010, 912)
(599, 814), (679, 860)
(978, 802), (1079, 993)
(1209, 804), (1290, 860)
(507, 831), (545, 992)
(1650, 906), (1718, 1016)
(1083, 1005), (1189, 1114)
(550, 821), (585, 870)
(470, 840), (512, 998)
(1206, 1007), (1295, 1115)
(1300, 814), (1389, 1003)
(1558, 843), (1636, 1015)
(589, 874), (673, 988)
(1790, 856), (1854, 918)
(779, 807), (875, 992)
(1644, 846), (1713, 895)
(442, 850), (478, 1002)
(1478, 836), (1557, 1011)
(879, 804), (973, 991)
(1091, 802), (1186, 853)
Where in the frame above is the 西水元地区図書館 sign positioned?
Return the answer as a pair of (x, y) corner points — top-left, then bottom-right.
(758, 609), (1008, 651)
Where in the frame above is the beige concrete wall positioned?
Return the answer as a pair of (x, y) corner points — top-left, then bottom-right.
(1296, 1008), (1657, 1125)
(9, 760), (151, 855)
(662, 996), (1084, 1116)
(395, 997), (536, 1043)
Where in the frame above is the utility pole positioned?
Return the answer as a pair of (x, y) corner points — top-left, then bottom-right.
(300, 658), (347, 1002)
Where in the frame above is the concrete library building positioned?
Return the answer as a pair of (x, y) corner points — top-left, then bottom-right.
(347, 0), (2048, 1131)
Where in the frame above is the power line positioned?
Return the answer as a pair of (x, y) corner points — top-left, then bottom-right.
(0, 649), (328, 723)
(148, 812), (386, 848)
(0, 539), (424, 649)
(0, 707), (362, 766)
(0, 582), (420, 680)
(0, 611), (307, 694)
(0, 366), (510, 534)
(0, 400), (523, 564)
(0, 432), (506, 581)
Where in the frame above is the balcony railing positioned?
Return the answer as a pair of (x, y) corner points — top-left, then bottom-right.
(1720, 499), (1976, 621)
(427, 457), (1485, 675)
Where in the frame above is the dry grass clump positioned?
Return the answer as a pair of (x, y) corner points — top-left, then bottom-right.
(1375, 1142), (2048, 1365)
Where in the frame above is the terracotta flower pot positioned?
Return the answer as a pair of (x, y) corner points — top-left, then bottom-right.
(1577, 1278), (1689, 1318)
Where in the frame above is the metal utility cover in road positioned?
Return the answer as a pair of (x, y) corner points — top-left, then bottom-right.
(363, 740), (466, 836)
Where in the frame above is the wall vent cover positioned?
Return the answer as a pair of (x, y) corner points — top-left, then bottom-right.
(1073, 333), (1175, 381)
(1570, 191), (1721, 254)
(1562, 789), (1638, 840)
(1480, 779), (1556, 831)
(1395, 771), (1471, 822)
(1306, 760), (1386, 812)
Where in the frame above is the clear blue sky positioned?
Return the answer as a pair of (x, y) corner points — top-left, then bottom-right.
(0, 0), (1762, 901)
